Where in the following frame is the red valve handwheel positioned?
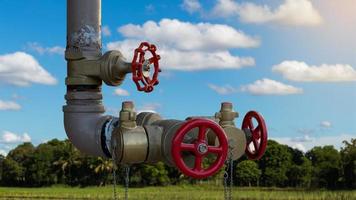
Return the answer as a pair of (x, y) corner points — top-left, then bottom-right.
(172, 119), (228, 179)
(242, 111), (268, 160)
(131, 42), (161, 93)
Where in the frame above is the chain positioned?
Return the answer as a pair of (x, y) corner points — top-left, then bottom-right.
(223, 145), (234, 200)
(223, 170), (229, 200)
(124, 166), (130, 200)
(112, 146), (118, 200)
(229, 150), (233, 200)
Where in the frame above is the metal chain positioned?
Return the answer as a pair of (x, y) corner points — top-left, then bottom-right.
(111, 145), (130, 200)
(112, 146), (118, 200)
(124, 166), (130, 200)
(223, 169), (229, 200)
(223, 145), (234, 200)
(229, 150), (233, 200)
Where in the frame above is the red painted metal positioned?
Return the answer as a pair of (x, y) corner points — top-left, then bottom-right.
(242, 111), (268, 160)
(172, 119), (228, 179)
(131, 42), (161, 93)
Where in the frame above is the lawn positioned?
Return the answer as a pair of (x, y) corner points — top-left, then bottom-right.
(0, 185), (354, 200)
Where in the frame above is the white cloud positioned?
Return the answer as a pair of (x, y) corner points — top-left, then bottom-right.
(273, 61), (356, 82)
(0, 149), (7, 156)
(109, 19), (257, 71)
(137, 103), (162, 113)
(208, 84), (238, 95)
(320, 121), (332, 128)
(0, 52), (57, 86)
(0, 100), (21, 111)
(212, 0), (322, 26)
(291, 135), (313, 143)
(27, 42), (65, 55)
(113, 88), (130, 96)
(1, 131), (31, 144)
(181, 0), (202, 14)
(293, 143), (307, 152)
(273, 134), (355, 152)
(212, 0), (240, 17)
(145, 4), (155, 12)
(118, 19), (259, 51)
(102, 25), (111, 37)
(241, 78), (303, 95)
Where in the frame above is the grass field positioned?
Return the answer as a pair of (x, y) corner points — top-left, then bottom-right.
(0, 185), (354, 200)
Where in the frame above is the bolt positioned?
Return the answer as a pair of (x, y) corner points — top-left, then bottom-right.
(197, 143), (208, 154)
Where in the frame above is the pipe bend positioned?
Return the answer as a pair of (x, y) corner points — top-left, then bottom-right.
(63, 91), (114, 157)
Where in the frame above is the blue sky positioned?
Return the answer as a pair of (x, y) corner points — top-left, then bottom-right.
(0, 0), (355, 154)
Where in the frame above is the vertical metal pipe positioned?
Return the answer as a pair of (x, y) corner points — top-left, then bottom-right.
(66, 0), (102, 58)
(64, 0), (114, 157)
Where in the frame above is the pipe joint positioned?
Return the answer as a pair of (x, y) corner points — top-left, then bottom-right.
(66, 50), (131, 86)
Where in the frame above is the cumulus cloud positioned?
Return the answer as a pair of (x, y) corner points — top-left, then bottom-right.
(118, 19), (259, 50)
(273, 61), (356, 82)
(208, 84), (238, 95)
(102, 25), (111, 37)
(241, 78), (303, 95)
(273, 134), (354, 152)
(320, 121), (332, 128)
(137, 103), (162, 113)
(212, 0), (322, 26)
(1, 131), (31, 144)
(181, 0), (202, 14)
(212, 0), (240, 17)
(109, 19), (257, 71)
(113, 88), (130, 96)
(0, 100), (21, 111)
(0, 52), (57, 86)
(27, 42), (65, 55)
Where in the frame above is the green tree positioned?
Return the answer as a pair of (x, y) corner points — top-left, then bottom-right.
(286, 148), (312, 187)
(340, 138), (356, 189)
(53, 140), (83, 185)
(7, 142), (34, 164)
(141, 162), (170, 186)
(89, 156), (113, 186)
(1, 158), (24, 186)
(0, 155), (4, 182)
(235, 160), (261, 186)
(26, 139), (68, 186)
(306, 145), (341, 189)
(286, 157), (312, 187)
(259, 140), (292, 187)
(5, 143), (35, 186)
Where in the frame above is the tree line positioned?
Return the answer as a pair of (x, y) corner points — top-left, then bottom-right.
(0, 138), (354, 189)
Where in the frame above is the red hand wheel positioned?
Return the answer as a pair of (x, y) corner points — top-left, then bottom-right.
(172, 119), (228, 179)
(242, 111), (268, 160)
(131, 42), (161, 93)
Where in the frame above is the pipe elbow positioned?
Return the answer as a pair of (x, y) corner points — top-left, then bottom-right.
(63, 91), (113, 157)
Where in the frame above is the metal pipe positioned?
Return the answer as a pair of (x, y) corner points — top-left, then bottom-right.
(63, 91), (110, 157)
(64, 0), (115, 157)
(67, 0), (101, 57)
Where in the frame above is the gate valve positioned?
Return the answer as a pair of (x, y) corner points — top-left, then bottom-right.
(242, 111), (268, 160)
(131, 42), (161, 93)
(172, 119), (228, 179)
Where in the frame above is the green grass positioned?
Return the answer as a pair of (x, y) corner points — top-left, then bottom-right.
(0, 185), (354, 200)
